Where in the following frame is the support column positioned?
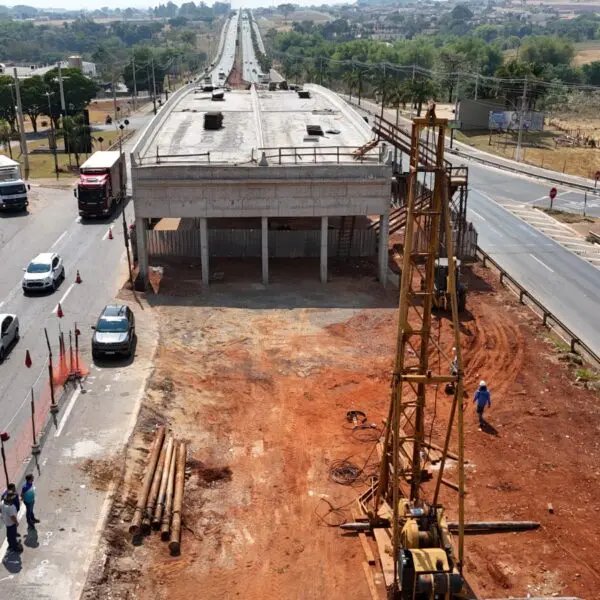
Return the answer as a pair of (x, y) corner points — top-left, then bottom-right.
(135, 216), (149, 290)
(200, 217), (209, 286)
(378, 212), (390, 287)
(320, 216), (328, 283)
(261, 216), (269, 285)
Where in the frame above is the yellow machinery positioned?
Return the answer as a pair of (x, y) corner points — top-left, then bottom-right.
(349, 111), (467, 599)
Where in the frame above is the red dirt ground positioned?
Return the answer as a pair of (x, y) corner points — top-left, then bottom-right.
(82, 261), (600, 600)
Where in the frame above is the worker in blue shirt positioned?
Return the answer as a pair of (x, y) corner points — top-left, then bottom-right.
(474, 380), (491, 429)
(21, 474), (39, 529)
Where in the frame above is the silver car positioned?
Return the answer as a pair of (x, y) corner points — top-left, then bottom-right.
(0, 314), (19, 362)
(22, 252), (65, 294)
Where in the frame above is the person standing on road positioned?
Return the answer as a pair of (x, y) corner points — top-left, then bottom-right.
(1, 491), (22, 553)
(1, 483), (20, 512)
(474, 380), (491, 429)
(21, 474), (39, 529)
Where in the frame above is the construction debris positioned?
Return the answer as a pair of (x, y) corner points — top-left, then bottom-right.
(169, 441), (187, 556)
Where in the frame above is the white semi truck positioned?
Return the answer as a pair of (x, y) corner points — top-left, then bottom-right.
(74, 151), (127, 218)
(0, 156), (28, 211)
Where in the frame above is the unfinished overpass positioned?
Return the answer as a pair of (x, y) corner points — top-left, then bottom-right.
(130, 83), (393, 287)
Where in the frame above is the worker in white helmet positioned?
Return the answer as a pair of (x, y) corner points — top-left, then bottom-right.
(473, 380), (491, 430)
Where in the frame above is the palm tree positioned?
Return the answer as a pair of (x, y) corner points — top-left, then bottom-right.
(61, 115), (86, 168)
(0, 119), (12, 159)
(342, 68), (361, 102)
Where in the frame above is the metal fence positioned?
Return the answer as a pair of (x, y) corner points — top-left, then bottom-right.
(147, 228), (378, 259)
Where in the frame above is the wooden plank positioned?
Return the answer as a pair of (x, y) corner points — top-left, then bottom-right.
(352, 509), (376, 565)
(362, 561), (381, 600)
(373, 527), (395, 589)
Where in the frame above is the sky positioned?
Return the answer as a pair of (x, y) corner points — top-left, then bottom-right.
(3, 0), (345, 10)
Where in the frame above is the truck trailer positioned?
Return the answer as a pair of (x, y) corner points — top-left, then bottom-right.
(0, 156), (28, 211)
(75, 151), (126, 218)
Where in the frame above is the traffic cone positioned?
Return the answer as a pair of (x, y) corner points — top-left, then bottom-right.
(25, 349), (32, 368)
(57, 303), (64, 318)
(76, 270), (82, 284)
(108, 228), (113, 240)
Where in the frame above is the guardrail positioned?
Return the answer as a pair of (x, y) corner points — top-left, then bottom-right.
(476, 245), (599, 365)
(588, 230), (600, 244)
(256, 145), (380, 165)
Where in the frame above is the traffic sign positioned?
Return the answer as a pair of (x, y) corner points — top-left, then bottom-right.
(549, 187), (557, 200)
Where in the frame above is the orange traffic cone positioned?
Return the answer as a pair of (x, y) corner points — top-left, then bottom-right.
(25, 349), (32, 368)
(76, 270), (82, 284)
(57, 303), (64, 318)
(108, 228), (113, 240)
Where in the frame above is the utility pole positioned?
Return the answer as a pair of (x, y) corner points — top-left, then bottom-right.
(46, 91), (59, 180)
(450, 72), (460, 149)
(474, 73), (479, 101)
(151, 58), (157, 115)
(515, 77), (528, 163)
(411, 64), (416, 118)
(57, 62), (66, 115)
(13, 68), (29, 179)
(132, 55), (137, 111)
(112, 77), (118, 121)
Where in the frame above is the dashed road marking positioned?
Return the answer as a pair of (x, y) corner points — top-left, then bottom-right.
(529, 254), (554, 273)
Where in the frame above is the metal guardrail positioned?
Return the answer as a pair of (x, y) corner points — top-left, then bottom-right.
(588, 230), (600, 244)
(256, 145), (380, 165)
(476, 245), (599, 365)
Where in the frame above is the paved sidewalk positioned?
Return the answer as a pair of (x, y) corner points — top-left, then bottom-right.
(0, 293), (156, 600)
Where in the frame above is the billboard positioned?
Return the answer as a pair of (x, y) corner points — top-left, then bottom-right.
(488, 111), (544, 132)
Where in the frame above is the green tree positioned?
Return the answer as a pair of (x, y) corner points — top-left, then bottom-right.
(60, 114), (86, 168)
(21, 76), (46, 133)
(583, 61), (600, 86)
(0, 119), (12, 159)
(0, 75), (17, 133)
(278, 3), (295, 23)
(520, 36), (575, 67)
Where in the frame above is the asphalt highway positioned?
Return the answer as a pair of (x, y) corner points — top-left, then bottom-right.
(241, 10), (263, 83)
(347, 95), (600, 356)
(0, 129), (143, 476)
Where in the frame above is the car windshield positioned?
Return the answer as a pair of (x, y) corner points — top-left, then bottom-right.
(27, 262), (51, 273)
(97, 317), (128, 333)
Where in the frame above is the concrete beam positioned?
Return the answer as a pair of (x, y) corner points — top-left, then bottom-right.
(200, 217), (209, 286)
(320, 216), (328, 283)
(378, 212), (390, 287)
(261, 216), (268, 285)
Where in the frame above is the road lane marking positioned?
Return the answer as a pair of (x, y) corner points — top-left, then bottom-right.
(55, 387), (82, 437)
(468, 209), (486, 221)
(529, 253), (554, 273)
(52, 283), (74, 314)
(51, 231), (68, 248)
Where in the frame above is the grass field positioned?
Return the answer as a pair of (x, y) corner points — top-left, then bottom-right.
(2, 129), (124, 178)
(257, 9), (332, 32)
(456, 126), (600, 179)
(504, 40), (600, 65)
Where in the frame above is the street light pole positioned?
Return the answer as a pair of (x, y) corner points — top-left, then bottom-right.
(13, 68), (30, 180)
(57, 62), (66, 115)
(151, 58), (158, 115)
(46, 92), (59, 180)
(515, 76), (528, 163)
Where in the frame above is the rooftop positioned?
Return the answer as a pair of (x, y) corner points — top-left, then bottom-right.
(133, 84), (382, 167)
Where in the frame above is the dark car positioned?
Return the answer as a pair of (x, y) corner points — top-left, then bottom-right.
(91, 304), (135, 359)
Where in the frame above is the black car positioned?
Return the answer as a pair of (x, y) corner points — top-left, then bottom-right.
(91, 304), (135, 359)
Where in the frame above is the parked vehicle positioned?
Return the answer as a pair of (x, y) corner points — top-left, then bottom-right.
(0, 314), (19, 362)
(74, 151), (126, 218)
(91, 304), (135, 359)
(22, 252), (65, 294)
(0, 156), (28, 211)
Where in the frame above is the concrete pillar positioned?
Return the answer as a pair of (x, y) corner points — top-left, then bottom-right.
(261, 216), (268, 285)
(200, 217), (209, 286)
(378, 212), (390, 287)
(135, 216), (149, 290)
(320, 216), (328, 283)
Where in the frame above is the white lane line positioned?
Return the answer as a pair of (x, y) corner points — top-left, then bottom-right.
(51, 231), (68, 248)
(55, 387), (82, 437)
(469, 209), (486, 222)
(52, 283), (75, 314)
(0, 504), (26, 556)
(529, 253), (554, 273)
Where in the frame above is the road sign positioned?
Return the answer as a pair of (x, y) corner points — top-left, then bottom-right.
(549, 187), (557, 200)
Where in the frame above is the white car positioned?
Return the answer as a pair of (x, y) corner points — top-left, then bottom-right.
(22, 252), (65, 294)
(0, 314), (19, 362)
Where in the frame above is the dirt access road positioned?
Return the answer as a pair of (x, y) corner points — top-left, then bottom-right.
(82, 260), (600, 600)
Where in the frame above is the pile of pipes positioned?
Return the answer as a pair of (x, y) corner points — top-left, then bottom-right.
(129, 426), (187, 556)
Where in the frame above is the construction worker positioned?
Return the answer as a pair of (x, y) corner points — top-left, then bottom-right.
(474, 380), (491, 429)
(1, 490), (22, 553)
